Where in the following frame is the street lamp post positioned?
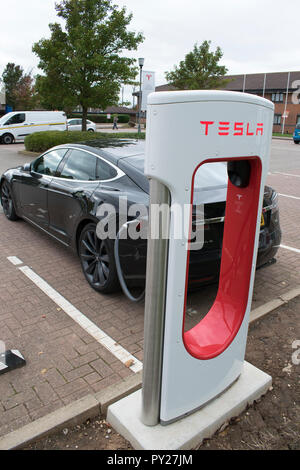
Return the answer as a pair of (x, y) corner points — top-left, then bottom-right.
(138, 58), (144, 134)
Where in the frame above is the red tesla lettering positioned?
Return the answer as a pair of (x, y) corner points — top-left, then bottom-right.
(256, 123), (264, 135)
(200, 121), (214, 135)
(234, 122), (244, 136)
(246, 123), (254, 136)
(200, 120), (264, 136)
(218, 122), (230, 135)
(146, 74), (152, 80)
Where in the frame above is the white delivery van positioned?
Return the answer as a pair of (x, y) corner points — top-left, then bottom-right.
(0, 111), (67, 144)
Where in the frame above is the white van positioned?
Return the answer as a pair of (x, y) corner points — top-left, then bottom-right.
(0, 111), (67, 144)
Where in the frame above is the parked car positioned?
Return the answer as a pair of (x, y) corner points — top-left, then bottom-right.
(0, 139), (281, 295)
(0, 111), (67, 144)
(67, 118), (96, 132)
(293, 123), (300, 143)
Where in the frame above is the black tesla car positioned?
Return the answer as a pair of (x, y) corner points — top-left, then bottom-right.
(0, 139), (281, 295)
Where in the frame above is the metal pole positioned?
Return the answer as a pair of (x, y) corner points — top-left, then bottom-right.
(282, 71), (290, 135)
(262, 73), (266, 98)
(138, 66), (143, 134)
(141, 179), (170, 426)
(242, 74), (246, 92)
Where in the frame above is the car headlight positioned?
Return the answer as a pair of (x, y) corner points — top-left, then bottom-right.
(270, 190), (279, 213)
(262, 189), (279, 215)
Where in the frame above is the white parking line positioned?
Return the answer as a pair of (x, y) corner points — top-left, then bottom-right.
(280, 244), (300, 254)
(9, 260), (143, 373)
(273, 171), (300, 178)
(7, 256), (23, 266)
(278, 193), (300, 200)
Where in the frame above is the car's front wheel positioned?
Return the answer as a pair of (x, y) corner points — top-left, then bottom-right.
(79, 223), (119, 294)
(2, 133), (14, 145)
(1, 181), (19, 221)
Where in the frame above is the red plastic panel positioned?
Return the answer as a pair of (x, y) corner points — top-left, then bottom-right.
(183, 157), (262, 360)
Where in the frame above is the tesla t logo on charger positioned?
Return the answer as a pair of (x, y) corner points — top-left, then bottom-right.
(200, 121), (264, 136)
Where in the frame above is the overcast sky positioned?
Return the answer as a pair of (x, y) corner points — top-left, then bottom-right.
(1, 0), (300, 104)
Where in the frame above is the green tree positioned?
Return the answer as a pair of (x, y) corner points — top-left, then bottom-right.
(33, 0), (144, 130)
(165, 41), (230, 90)
(2, 63), (24, 109)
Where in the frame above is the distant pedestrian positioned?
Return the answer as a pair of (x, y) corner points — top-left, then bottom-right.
(112, 115), (118, 130)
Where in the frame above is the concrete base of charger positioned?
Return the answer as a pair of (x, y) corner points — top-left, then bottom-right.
(107, 361), (272, 450)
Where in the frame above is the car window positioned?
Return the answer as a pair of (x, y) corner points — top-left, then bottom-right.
(32, 149), (68, 176)
(4, 113), (25, 125)
(59, 149), (97, 181)
(68, 119), (76, 125)
(96, 158), (118, 180)
(296, 123), (300, 129)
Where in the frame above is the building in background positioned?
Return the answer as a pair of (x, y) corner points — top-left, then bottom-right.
(155, 71), (300, 134)
(223, 71), (300, 134)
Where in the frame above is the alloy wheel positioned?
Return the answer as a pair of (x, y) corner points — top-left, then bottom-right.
(1, 182), (14, 218)
(80, 228), (110, 288)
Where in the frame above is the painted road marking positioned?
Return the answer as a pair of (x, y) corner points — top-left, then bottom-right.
(273, 172), (300, 178)
(278, 193), (300, 200)
(7, 256), (23, 266)
(280, 244), (300, 254)
(8, 258), (143, 373)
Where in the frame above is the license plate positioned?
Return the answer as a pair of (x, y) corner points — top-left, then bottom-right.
(260, 213), (265, 227)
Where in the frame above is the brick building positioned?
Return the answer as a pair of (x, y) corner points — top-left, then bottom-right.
(223, 71), (300, 134)
(155, 71), (300, 134)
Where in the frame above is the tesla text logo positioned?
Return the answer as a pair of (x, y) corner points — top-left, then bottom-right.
(200, 121), (264, 136)
(146, 74), (152, 80)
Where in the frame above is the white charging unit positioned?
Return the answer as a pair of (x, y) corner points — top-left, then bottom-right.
(142, 90), (274, 425)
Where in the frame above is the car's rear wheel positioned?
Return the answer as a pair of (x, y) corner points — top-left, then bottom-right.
(1, 181), (19, 221)
(79, 223), (119, 294)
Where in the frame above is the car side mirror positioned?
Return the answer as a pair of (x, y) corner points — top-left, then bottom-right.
(23, 163), (31, 172)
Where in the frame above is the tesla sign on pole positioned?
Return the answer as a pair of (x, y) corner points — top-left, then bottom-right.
(0, 83), (6, 106)
(141, 71), (155, 112)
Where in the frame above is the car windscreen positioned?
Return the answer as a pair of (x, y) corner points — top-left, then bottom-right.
(0, 113), (13, 125)
(296, 123), (300, 129)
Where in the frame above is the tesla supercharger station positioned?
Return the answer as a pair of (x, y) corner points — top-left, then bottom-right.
(108, 90), (274, 448)
(141, 90), (274, 426)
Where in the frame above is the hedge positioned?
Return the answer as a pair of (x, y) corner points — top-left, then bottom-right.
(24, 130), (145, 153)
(67, 113), (131, 123)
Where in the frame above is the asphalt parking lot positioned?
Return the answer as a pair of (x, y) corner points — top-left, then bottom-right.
(0, 138), (299, 445)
